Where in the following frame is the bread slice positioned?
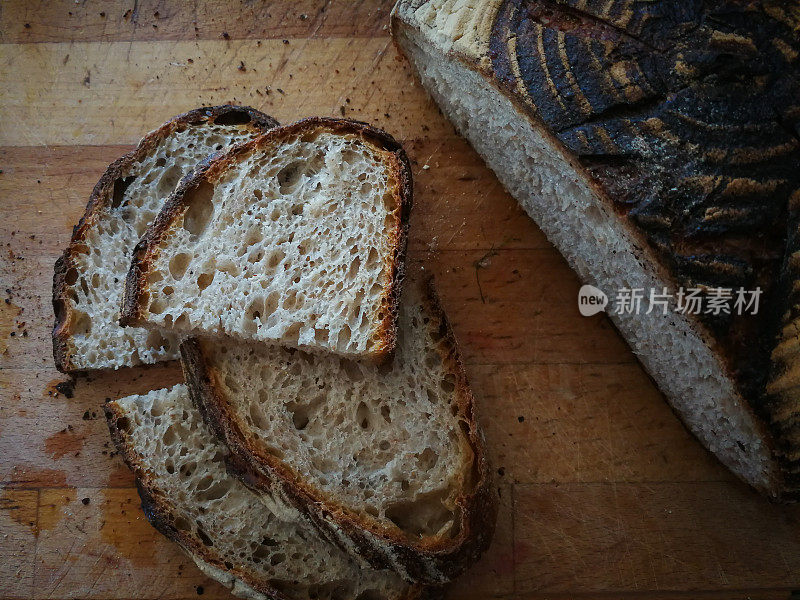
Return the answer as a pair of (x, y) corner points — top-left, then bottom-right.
(120, 118), (412, 363)
(105, 384), (428, 600)
(53, 106), (277, 372)
(179, 279), (495, 584)
(392, 1), (800, 498)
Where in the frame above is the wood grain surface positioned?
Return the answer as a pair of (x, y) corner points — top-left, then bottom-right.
(1, 2), (799, 599)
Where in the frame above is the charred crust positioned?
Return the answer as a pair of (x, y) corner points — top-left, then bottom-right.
(179, 278), (496, 584)
(123, 117), (413, 361)
(53, 105), (278, 372)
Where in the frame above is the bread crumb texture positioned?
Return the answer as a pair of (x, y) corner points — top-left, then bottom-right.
(141, 128), (401, 357)
(206, 283), (472, 541)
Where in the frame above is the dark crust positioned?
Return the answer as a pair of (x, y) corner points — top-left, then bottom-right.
(120, 117), (413, 364)
(104, 399), (432, 600)
(180, 278), (497, 585)
(52, 105), (278, 373)
(391, 2), (788, 497)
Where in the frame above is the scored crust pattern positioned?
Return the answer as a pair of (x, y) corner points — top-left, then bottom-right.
(487, 0), (800, 495)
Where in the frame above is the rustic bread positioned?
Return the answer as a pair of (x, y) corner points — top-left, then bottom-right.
(53, 106), (277, 372)
(179, 279), (495, 584)
(120, 118), (412, 363)
(392, 1), (800, 498)
(105, 385), (428, 600)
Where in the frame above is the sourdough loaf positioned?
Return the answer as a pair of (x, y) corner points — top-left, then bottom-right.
(392, 1), (800, 498)
(105, 385), (428, 600)
(121, 118), (412, 363)
(53, 106), (277, 372)
(179, 279), (495, 584)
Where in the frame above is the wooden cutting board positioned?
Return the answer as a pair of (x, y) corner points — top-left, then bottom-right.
(2, 2), (800, 599)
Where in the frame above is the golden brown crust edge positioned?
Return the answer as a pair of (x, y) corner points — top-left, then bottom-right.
(390, 10), (785, 498)
(121, 117), (413, 363)
(52, 105), (278, 373)
(179, 278), (497, 585)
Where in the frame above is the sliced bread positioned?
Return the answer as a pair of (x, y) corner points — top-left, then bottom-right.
(180, 279), (495, 584)
(120, 118), (412, 362)
(53, 106), (277, 372)
(392, 1), (800, 498)
(105, 385), (428, 600)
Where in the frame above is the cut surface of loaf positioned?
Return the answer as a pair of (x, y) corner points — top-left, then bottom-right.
(105, 384), (425, 600)
(180, 280), (495, 584)
(121, 118), (412, 362)
(52, 106), (277, 372)
(392, 0), (800, 498)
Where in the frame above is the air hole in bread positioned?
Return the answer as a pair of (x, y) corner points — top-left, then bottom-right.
(157, 165), (182, 196)
(417, 448), (438, 471)
(196, 479), (232, 502)
(182, 181), (215, 236)
(168, 253), (191, 280)
(276, 161), (303, 193)
(115, 416), (130, 433)
(71, 310), (91, 335)
(173, 516), (191, 532)
(196, 527), (214, 547)
(382, 189), (399, 211)
(250, 396), (270, 430)
(287, 395), (323, 431)
(65, 267), (79, 286)
(356, 401), (370, 430)
(341, 360), (363, 382)
(283, 322), (302, 345)
(197, 271), (214, 290)
(146, 329), (169, 351)
(217, 260), (240, 278)
(149, 299), (166, 315)
(111, 175), (136, 209)
(384, 490), (454, 539)
(336, 324), (352, 349)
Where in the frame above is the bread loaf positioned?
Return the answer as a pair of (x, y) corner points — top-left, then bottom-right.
(392, 0), (800, 498)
